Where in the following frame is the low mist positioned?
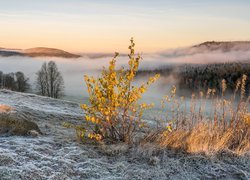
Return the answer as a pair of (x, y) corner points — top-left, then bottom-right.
(0, 46), (250, 107)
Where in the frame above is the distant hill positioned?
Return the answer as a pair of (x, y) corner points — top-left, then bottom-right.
(0, 47), (81, 58)
(0, 50), (24, 57)
(23, 47), (81, 58)
(160, 41), (250, 58)
(2, 41), (250, 59)
(193, 41), (250, 52)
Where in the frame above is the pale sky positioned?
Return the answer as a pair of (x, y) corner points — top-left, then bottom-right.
(0, 0), (250, 53)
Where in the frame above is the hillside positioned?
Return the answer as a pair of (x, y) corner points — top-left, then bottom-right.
(160, 41), (250, 58)
(0, 90), (249, 179)
(0, 50), (24, 57)
(1, 41), (250, 59)
(193, 41), (250, 52)
(23, 47), (81, 58)
(0, 47), (81, 58)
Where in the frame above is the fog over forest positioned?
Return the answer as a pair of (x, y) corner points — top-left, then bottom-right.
(1, 42), (250, 105)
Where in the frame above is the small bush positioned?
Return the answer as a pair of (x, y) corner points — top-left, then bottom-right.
(77, 38), (159, 143)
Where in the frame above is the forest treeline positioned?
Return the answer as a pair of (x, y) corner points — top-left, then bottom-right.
(179, 62), (250, 94)
(137, 62), (250, 95)
(0, 71), (30, 92)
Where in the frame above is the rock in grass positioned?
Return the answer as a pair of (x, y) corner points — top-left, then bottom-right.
(149, 156), (160, 166)
(27, 130), (40, 137)
(0, 113), (42, 136)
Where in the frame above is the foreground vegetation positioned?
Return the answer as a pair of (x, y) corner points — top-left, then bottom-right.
(67, 39), (250, 155)
(146, 78), (250, 155)
(65, 38), (159, 143)
(1, 89), (249, 179)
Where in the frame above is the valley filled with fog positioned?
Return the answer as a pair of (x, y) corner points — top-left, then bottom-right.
(0, 42), (250, 116)
(0, 55), (171, 104)
(1, 43), (250, 116)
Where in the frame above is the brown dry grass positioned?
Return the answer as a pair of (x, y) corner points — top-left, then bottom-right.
(143, 75), (250, 155)
(153, 121), (250, 155)
(0, 105), (14, 113)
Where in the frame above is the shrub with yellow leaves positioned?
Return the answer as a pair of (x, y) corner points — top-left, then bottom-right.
(243, 114), (250, 125)
(80, 38), (159, 143)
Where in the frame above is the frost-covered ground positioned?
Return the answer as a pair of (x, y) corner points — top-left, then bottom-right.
(0, 90), (250, 180)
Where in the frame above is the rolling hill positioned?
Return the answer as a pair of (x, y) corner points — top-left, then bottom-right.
(193, 41), (250, 52)
(0, 47), (81, 58)
(160, 41), (250, 57)
(23, 47), (81, 58)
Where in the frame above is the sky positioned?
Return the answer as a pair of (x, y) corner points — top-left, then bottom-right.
(0, 0), (250, 53)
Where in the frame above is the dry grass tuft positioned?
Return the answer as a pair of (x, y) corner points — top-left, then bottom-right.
(146, 75), (250, 155)
(155, 121), (250, 155)
(0, 105), (14, 113)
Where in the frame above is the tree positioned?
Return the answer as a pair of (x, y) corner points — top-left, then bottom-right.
(15, 72), (30, 92)
(4, 73), (15, 90)
(0, 71), (3, 88)
(36, 62), (48, 96)
(36, 61), (64, 98)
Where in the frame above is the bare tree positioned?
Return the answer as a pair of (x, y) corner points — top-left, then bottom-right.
(0, 71), (3, 88)
(36, 61), (64, 98)
(36, 62), (48, 96)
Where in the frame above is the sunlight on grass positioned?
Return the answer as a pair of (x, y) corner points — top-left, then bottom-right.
(0, 105), (14, 113)
(146, 75), (250, 155)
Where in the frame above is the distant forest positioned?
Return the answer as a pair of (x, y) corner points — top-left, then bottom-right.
(137, 62), (250, 95)
(0, 71), (30, 92)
